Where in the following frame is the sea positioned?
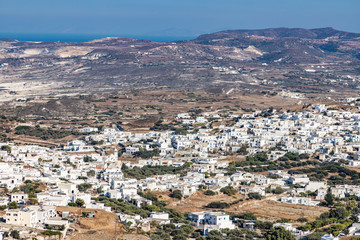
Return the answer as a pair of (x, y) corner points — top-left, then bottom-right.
(0, 33), (195, 43)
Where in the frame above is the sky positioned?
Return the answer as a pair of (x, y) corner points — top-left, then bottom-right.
(0, 0), (359, 39)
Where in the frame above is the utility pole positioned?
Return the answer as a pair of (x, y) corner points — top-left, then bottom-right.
(113, 218), (121, 240)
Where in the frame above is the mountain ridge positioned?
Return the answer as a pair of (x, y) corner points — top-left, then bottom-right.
(194, 27), (360, 41)
(0, 27), (359, 101)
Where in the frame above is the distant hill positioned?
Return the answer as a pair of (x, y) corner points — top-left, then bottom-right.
(0, 27), (359, 98)
(192, 27), (360, 64)
(195, 27), (360, 40)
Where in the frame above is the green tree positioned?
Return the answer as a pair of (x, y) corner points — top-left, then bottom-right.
(75, 198), (85, 207)
(204, 190), (216, 196)
(265, 227), (295, 240)
(206, 201), (230, 209)
(96, 187), (103, 193)
(146, 205), (160, 212)
(1, 145), (11, 153)
(324, 188), (334, 206)
(77, 183), (92, 192)
(206, 230), (222, 240)
(284, 152), (300, 161)
(238, 144), (249, 155)
(220, 186), (237, 196)
(329, 207), (348, 219)
(87, 170), (96, 177)
(272, 186), (285, 194)
(297, 217), (308, 222)
(151, 232), (171, 240)
(10, 230), (20, 239)
(307, 232), (328, 240)
(248, 192), (262, 200)
(170, 190), (183, 200)
(8, 201), (18, 209)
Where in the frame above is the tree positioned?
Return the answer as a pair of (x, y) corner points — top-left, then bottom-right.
(297, 217), (308, 222)
(10, 230), (20, 239)
(238, 144), (249, 155)
(299, 153), (310, 159)
(272, 186), (285, 194)
(179, 225), (193, 235)
(265, 227), (295, 240)
(29, 198), (38, 205)
(206, 230), (222, 240)
(306, 231), (327, 240)
(152, 232), (171, 240)
(75, 198), (85, 207)
(324, 188), (334, 206)
(87, 170), (96, 177)
(96, 187), (103, 193)
(83, 156), (96, 162)
(185, 161), (193, 168)
(170, 190), (183, 200)
(206, 201), (230, 209)
(284, 152), (300, 161)
(146, 204), (160, 212)
(1, 145), (11, 153)
(192, 232), (202, 239)
(248, 192), (262, 200)
(255, 221), (273, 230)
(8, 201), (18, 209)
(162, 223), (176, 233)
(171, 229), (188, 240)
(204, 190), (216, 196)
(220, 186), (237, 196)
(77, 183), (92, 192)
(247, 152), (268, 162)
(329, 207), (348, 219)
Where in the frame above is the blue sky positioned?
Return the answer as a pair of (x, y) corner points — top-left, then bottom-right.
(0, 0), (359, 37)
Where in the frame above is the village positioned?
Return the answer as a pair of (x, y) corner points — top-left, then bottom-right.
(2, 102), (360, 240)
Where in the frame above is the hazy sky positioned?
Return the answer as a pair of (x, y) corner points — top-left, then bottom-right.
(1, 0), (359, 37)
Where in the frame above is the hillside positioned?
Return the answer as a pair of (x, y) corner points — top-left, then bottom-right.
(0, 27), (359, 103)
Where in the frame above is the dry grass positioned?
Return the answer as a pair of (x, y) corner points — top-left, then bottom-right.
(56, 206), (121, 240)
(227, 199), (328, 222)
(158, 191), (244, 213)
(119, 234), (150, 240)
(157, 191), (328, 222)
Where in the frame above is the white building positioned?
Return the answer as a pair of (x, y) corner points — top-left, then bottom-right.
(188, 211), (235, 235)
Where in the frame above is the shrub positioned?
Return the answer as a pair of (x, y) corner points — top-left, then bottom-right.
(206, 201), (230, 209)
(220, 186), (237, 196)
(10, 230), (20, 239)
(8, 201), (18, 209)
(204, 190), (216, 196)
(77, 183), (92, 192)
(248, 192), (262, 200)
(170, 190), (183, 200)
(297, 217), (308, 222)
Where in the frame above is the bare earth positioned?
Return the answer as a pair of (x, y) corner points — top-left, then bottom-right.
(56, 206), (121, 240)
(228, 199), (328, 222)
(161, 191), (327, 222)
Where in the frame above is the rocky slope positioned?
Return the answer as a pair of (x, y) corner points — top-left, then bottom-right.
(0, 27), (359, 102)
